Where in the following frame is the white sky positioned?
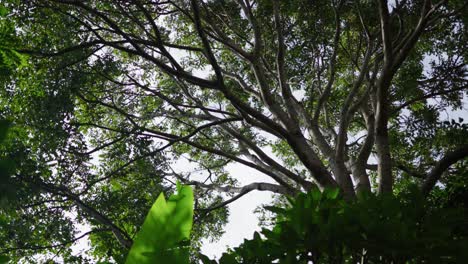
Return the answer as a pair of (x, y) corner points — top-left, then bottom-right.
(199, 161), (274, 259)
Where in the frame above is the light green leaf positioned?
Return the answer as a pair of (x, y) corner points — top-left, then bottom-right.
(125, 185), (194, 264)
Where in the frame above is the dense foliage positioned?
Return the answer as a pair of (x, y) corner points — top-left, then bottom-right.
(0, 0), (467, 263)
(123, 184), (468, 263)
(204, 187), (468, 263)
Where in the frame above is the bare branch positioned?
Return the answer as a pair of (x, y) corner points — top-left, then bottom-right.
(313, 4), (342, 122)
(0, 229), (110, 254)
(422, 145), (468, 196)
(273, 0), (300, 124)
(378, 0), (393, 64)
(31, 179), (133, 248)
(393, 85), (467, 114)
(197, 182), (293, 212)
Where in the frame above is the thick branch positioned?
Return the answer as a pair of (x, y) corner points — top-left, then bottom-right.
(273, 0), (299, 124)
(421, 145), (468, 196)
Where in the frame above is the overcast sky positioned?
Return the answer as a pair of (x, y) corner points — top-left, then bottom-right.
(199, 162), (274, 259)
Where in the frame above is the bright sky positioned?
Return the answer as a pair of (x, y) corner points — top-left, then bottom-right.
(199, 162), (274, 259)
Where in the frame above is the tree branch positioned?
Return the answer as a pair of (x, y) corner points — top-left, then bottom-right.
(30, 179), (133, 249)
(421, 145), (468, 196)
(0, 229), (110, 254)
(197, 182), (293, 212)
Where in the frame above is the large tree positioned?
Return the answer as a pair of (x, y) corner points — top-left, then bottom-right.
(1, 0), (467, 262)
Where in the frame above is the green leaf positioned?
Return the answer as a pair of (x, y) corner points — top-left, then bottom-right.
(309, 185), (322, 202)
(0, 120), (10, 142)
(263, 206), (287, 215)
(125, 185), (194, 264)
(325, 188), (340, 200)
(0, 255), (9, 264)
(199, 254), (217, 264)
(219, 253), (238, 264)
(9, 50), (28, 68)
(0, 6), (7, 17)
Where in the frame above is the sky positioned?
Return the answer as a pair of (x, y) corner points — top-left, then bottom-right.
(199, 161), (275, 259)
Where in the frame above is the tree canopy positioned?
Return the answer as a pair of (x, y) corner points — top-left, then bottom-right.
(0, 0), (467, 263)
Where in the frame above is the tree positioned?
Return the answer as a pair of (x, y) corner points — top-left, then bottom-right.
(1, 0), (467, 262)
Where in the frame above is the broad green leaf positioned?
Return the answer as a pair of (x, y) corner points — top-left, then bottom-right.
(125, 184), (194, 264)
